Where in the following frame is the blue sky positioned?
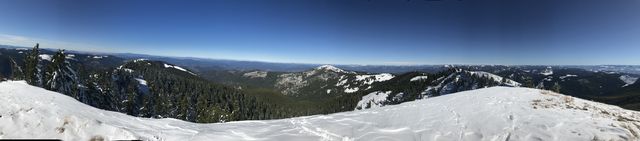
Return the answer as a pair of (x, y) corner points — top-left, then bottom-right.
(0, 0), (639, 65)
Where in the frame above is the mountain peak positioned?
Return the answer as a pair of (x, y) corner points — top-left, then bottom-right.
(315, 65), (346, 73)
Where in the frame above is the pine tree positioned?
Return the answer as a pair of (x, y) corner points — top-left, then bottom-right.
(552, 82), (562, 93)
(524, 77), (534, 88)
(45, 49), (80, 98)
(24, 43), (40, 85)
(9, 57), (24, 80)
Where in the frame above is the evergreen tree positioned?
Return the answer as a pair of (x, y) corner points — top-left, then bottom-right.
(552, 82), (562, 93)
(524, 77), (535, 88)
(24, 43), (40, 86)
(44, 49), (81, 98)
(9, 57), (24, 80)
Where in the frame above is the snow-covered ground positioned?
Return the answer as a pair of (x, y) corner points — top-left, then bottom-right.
(468, 71), (521, 87)
(38, 54), (52, 61)
(2, 81), (640, 141)
(355, 73), (394, 85)
(355, 91), (392, 110)
(163, 63), (196, 75)
(410, 76), (429, 82)
(540, 67), (554, 76)
(560, 74), (578, 79)
(620, 75), (638, 87)
(315, 65), (349, 73)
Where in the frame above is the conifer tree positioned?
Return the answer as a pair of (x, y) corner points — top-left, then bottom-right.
(24, 43), (40, 85)
(552, 82), (562, 93)
(45, 49), (80, 98)
(9, 57), (24, 80)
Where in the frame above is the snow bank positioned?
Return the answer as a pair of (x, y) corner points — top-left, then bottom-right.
(134, 78), (148, 86)
(410, 76), (428, 82)
(355, 91), (392, 110)
(65, 54), (75, 59)
(355, 73), (394, 85)
(163, 64), (196, 75)
(92, 56), (107, 59)
(38, 54), (52, 61)
(540, 67), (553, 76)
(2, 81), (640, 141)
(468, 71), (521, 87)
(560, 74), (578, 79)
(344, 87), (359, 93)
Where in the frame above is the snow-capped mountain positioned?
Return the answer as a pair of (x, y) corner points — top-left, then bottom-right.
(5, 46), (640, 125)
(236, 64), (396, 97)
(354, 69), (522, 110)
(3, 80), (640, 141)
(275, 65), (354, 96)
(421, 70), (521, 96)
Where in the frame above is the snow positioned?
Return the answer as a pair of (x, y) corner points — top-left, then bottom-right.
(560, 74), (578, 79)
(304, 65), (352, 77)
(335, 76), (347, 86)
(275, 73), (307, 95)
(315, 65), (347, 73)
(355, 91), (392, 110)
(344, 87), (359, 93)
(123, 68), (134, 73)
(355, 73), (394, 85)
(468, 71), (521, 87)
(338, 73), (393, 93)
(3, 81), (640, 141)
(163, 64), (196, 75)
(134, 78), (148, 86)
(541, 67), (554, 76)
(92, 56), (107, 59)
(620, 75), (638, 87)
(38, 54), (52, 61)
(410, 76), (429, 82)
(132, 59), (147, 62)
(65, 54), (75, 59)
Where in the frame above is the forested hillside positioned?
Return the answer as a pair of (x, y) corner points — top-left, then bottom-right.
(2, 44), (640, 123)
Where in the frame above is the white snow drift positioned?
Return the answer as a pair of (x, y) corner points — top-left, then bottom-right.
(163, 63), (196, 75)
(2, 81), (640, 141)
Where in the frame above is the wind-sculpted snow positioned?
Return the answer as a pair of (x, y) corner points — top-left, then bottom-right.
(2, 81), (640, 141)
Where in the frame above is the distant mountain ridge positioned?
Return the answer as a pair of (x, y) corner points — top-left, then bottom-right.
(3, 44), (640, 124)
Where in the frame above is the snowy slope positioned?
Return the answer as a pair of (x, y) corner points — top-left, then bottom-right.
(163, 63), (196, 75)
(355, 91), (392, 110)
(620, 75), (638, 87)
(2, 81), (640, 141)
(468, 71), (521, 87)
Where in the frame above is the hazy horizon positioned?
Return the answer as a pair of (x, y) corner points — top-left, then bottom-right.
(2, 43), (638, 67)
